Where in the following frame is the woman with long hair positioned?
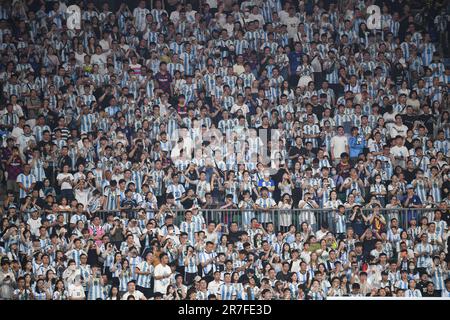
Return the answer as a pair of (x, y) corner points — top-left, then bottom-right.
(436, 111), (450, 139)
(281, 242), (291, 261)
(163, 285), (180, 300)
(53, 250), (67, 278)
(309, 252), (320, 273)
(307, 279), (325, 300)
(33, 278), (51, 300)
(109, 252), (123, 288)
(270, 255), (282, 274)
(118, 259), (132, 295)
(52, 279), (69, 300)
(231, 272), (244, 300)
(278, 193), (293, 231)
(296, 55), (315, 85)
(358, 22), (370, 47)
(253, 233), (263, 249)
(107, 285), (121, 300)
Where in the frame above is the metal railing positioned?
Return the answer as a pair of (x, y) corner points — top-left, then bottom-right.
(21, 207), (440, 233)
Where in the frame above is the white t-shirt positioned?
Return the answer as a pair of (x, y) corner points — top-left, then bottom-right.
(206, 0), (218, 9)
(207, 280), (223, 295)
(10, 127), (24, 140)
(283, 16), (300, 38)
(75, 188), (91, 207)
(27, 217), (42, 237)
(204, 230), (218, 244)
(68, 283), (85, 299)
(330, 135), (349, 159)
(389, 124), (408, 138)
(248, 13), (264, 26)
(230, 103), (249, 116)
(75, 52), (86, 66)
(390, 145), (409, 159)
(57, 173), (74, 190)
(121, 290), (145, 300)
(99, 39), (110, 51)
(153, 264), (172, 294)
(278, 10), (289, 21)
(91, 53), (108, 73)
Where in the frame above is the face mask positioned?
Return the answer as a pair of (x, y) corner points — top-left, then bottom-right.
(376, 179), (381, 183)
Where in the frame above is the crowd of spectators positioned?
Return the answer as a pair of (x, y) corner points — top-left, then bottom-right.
(0, 0), (449, 300)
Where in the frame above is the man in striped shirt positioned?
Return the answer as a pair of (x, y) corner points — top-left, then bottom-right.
(135, 252), (154, 299)
(199, 241), (217, 281)
(217, 273), (236, 300)
(16, 163), (36, 200)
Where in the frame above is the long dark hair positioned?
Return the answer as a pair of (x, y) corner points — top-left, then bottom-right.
(358, 23), (368, 38)
(110, 285), (121, 299)
(55, 279), (65, 292)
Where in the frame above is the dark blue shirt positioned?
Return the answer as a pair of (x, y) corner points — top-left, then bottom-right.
(288, 51), (303, 74)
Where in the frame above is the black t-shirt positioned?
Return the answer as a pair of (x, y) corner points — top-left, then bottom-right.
(288, 145), (306, 162)
(442, 180), (450, 198)
(136, 46), (150, 60)
(416, 280), (429, 293)
(355, 252), (365, 263)
(443, 211), (450, 226)
(404, 139), (414, 150)
(185, 170), (199, 191)
(401, 114), (417, 130)
(25, 196), (47, 209)
(58, 155), (72, 171)
(215, 263), (225, 273)
(87, 248), (99, 267)
(238, 274), (250, 284)
(421, 113), (435, 133)
(276, 271), (291, 282)
(228, 231), (244, 243)
(38, 139), (52, 152)
(422, 291), (440, 297)
(403, 169), (417, 184)
(51, 223), (68, 236)
(312, 106), (324, 121)
(99, 93), (115, 109)
(41, 201), (53, 212)
(181, 197), (194, 210)
(28, 0), (42, 11)
(362, 238), (377, 258)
